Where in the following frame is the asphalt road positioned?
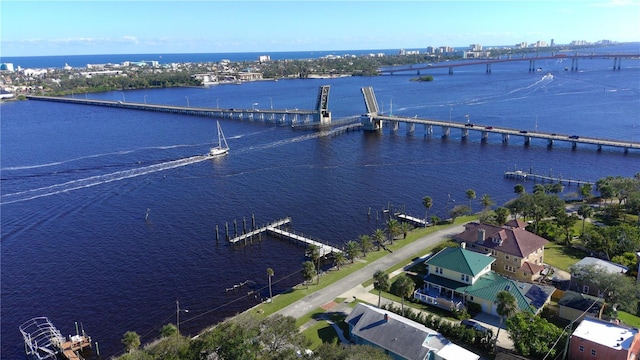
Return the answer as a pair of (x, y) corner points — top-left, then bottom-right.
(274, 224), (467, 319)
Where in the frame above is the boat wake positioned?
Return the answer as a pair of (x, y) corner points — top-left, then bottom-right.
(1, 155), (210, 205)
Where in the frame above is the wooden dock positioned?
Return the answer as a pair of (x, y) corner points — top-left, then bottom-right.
(504, 170), (594, 186)
(267, 227), (342, 256)
(396, 213), (429, 227)
(60, 336), (92, 360)
(226, 217), (341, 256)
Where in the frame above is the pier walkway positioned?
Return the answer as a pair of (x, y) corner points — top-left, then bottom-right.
(267, 227), (342, 256)
(504, 170), (594, 186)
(228, 217), (291, 244)
(396, 213), (429, 227)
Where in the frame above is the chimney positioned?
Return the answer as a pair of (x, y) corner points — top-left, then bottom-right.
(477, 229), (485, 244)
(384, 314), (388, 322)
(461, 242), (466, 249)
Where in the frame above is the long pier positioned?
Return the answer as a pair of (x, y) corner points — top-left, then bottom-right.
(227, 217), (341, 256)
(504, 170), (594, 186)
(26, 94), (326, 127)
(396, 213), (429, 227)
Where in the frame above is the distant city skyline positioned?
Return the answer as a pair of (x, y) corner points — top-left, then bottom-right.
(2, 0), (639, 57)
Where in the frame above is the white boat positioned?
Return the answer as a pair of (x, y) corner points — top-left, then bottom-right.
(209, 121), (229, 157)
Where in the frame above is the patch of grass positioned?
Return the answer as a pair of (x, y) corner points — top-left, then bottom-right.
(544, 241), (587, 271)
(618, 311), (640, 328)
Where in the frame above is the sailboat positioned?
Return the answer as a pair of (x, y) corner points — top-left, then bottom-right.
(208, 121), (229, 157)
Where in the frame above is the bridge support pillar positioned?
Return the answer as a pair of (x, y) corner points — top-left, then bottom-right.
(613, 57), (621, 70)
(524, 136), (531, 146)
(407, 122), (415, 135)
(361, 114), (382, 131)
(486, 64), (492, 74)
(461, 128), (469, 139)
(502, 134), (509, 143)
(571, 58), (578, 71)
(391, 121), (399, 132)
(572, 141), (578, 149)
(547, 139), (554, 147)
(529, 60), (535, 72)
(481, 130), (488, 141)
(597, 144), (602, 152)
(426, 125), (433, 136)
(448, 67), (453, 75)
(442, 126), (450, 138)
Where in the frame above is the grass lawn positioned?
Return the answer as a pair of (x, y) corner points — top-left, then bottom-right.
(544, 241), (587, 271)
(618, 311), (640, 328)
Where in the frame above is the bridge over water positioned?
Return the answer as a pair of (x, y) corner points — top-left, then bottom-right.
(26, 84), (639, 154)
(380, 53), (640, 75)
(360, 87), (640, 153)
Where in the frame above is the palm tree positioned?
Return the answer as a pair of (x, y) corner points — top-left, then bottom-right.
(267, 267), (274, 301)
(480, 194), (494, 212)
(494, 290), (517, 349)
(579, 183), (593, 202)
(373, 228), (386, 249)
(465, 189), (476, 208)
(577, 204), (593, 236)
(344, 240), (360, 263)
(386, 218), (400, 243)
(399, 221), (412, 239)
(359, 234), (373, 256)
(514, 184), (525, 196)
(394, 274), (415, 316)
(301, 261), (316, 288)
(533, 184), (546, 195)
(332, 251), (346, 270)
(422, 196), (433, 225)
(373, 270), (390, 308)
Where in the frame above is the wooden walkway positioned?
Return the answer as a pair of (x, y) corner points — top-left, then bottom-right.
(60, 336), (91, 360)
(228, 217), (291, 244)
(267, 227), (342, 256)
(504, 170), (594, 186)
(396, 213), (429, 227)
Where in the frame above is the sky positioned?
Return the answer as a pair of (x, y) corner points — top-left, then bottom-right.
(1, 0), (639, 57)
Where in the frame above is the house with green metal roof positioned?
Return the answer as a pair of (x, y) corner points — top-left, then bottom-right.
(414, 245), (554, 316)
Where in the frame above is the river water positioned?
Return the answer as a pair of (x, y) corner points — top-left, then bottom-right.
(2, 47), (639, 358)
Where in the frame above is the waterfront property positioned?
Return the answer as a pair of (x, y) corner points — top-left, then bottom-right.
(415, 247), (554, 316)
(345, 303), (479, 360)
(569, 257), (629, 298)
(452, 220), (548, 282)
(19, 317), (93, 360)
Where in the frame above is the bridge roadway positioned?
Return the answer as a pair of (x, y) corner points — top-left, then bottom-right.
(380, 53), (640, 74)
(373, 114), (640, 152)
(26, 95), (319, 125)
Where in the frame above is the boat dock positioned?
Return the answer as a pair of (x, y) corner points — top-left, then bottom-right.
(504, 170), (594, 186)
(267, 227), (342, 256)
(20, 317), (93, 360)
(396, 213), (429, 227)
(226, 217), (341, 256)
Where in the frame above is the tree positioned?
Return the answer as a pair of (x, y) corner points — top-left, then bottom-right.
(122, 331), (141, 353)
(506, 312), (565, 358)
(345, 240), (361, 263)
(533, 184), (546, 195)
(480, 194), (494, 211)
(333, 251), (347, 270)
(386, 218), (400, 243)
(373, 228), (386, 249)
(267, 267), (274, 301)
(399, 221), (412, 239)
(391, 274), (415, 316)
(422, 196), (433, 225)
(577, 204), (593, 236)
(465, 189), (476, 208)
(307, 245), (321, 284)
(494, 207), (510, 225)
(359, 234), (373, 256)
(192, 319), (259, 360)
(430, 215), (441, 226)
(569, 263), (640, 314)
(450, 205), (472, 222)
(314, 343), (392, 360)
(494, 290), (517, 349)
(160, 324), (177, 338)
(554, 211), (579, 246)
(514, 184), (525, 196)
(258, 315), (309, 357)
(301, 261), (316, 288)
(579, 183), (593, 201)
(373, 270), (390, 308)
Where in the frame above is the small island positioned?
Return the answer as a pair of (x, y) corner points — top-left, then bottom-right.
(410, 75), (434, 82)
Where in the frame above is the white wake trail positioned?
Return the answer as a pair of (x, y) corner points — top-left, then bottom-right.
(1, 155), (209, 205)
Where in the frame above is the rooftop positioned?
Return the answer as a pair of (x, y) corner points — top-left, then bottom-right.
(572, 316), (637, 350)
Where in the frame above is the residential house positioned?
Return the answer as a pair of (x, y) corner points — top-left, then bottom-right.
(570, 257), (628, 298)
(568, 316), (640, 360)
(557, 290), (604, 322)
(345, 303), (480, 360)
(415, 246), (554, 316)
(453, 220), (548, 281)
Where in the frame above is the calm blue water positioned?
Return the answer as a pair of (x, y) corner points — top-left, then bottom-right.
(2, 46), (640, 359)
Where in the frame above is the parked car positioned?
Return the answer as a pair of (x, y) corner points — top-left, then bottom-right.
(465, 123), (474, 127)
(569, 135), (580, 139)
(519, 130), (528, 134)
(485, 126), (493, 130)
(460, 319), (489, 333)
